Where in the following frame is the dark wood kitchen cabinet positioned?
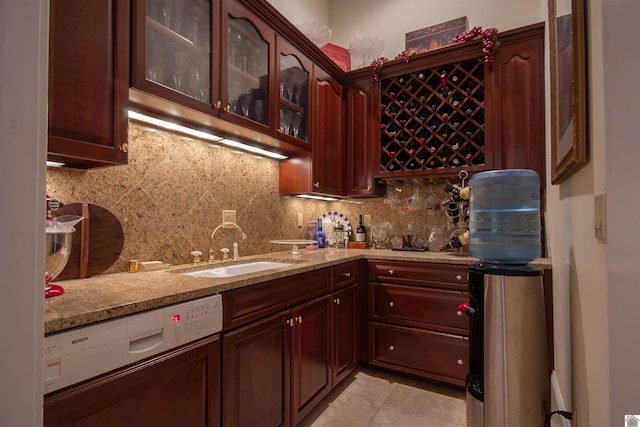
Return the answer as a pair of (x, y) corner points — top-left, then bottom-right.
(44, 335), (220, 427)
(280, 65), (345, 196)
(367, 260), (469, 387)
(368, 23), (544, 182)
(485, 23), (545, 186)
(346, 77), (382, 197)
(131, 0), (276, 136)
(48, 0), (129, 168)
(330, 261), (360, 386)
(310, 67), (345, 195)
(221, 264), (361, 426)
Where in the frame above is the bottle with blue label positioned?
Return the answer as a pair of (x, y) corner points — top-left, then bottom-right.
(316, 218), (326, 248)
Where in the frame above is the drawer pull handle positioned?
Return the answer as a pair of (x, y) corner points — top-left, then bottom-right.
(455, 275), (463, 280)
(389, 301), (394, 307)
(388, 269), (394, 275)
(334, 298), (340, 305)
(457, 310), (463, 316)
(296, 315), (303, 324)
(389, 345), (394, 351)
(340, 272), (351, 278)
(457, 359), (464, 365)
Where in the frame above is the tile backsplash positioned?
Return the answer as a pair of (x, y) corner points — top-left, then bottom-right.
(46, 121), (452, 275)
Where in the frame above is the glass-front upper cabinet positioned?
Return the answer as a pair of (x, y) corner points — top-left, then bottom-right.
(131, 0), (218, 113)
(220, 1), (273, 131)
(276, 37), (311, 147)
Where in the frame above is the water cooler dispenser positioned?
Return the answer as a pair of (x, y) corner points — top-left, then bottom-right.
(464, 170), (550, 426)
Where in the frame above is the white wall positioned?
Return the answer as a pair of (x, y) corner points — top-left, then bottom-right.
(0, 0), (48, 425)
(602, 0), (640, 424)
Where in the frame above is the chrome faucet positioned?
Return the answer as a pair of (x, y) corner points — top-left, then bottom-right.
(208, 222), (247, 262)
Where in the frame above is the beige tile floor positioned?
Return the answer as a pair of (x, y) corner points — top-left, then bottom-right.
(298, 368), (467, 427)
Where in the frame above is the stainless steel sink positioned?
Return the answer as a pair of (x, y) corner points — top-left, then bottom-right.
(182, 261), (290, 278)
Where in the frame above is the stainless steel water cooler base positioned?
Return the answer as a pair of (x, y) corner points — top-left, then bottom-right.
(466, 265), (550, 427)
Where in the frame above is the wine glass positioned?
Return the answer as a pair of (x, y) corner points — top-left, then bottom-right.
(238, 93), (252, 118)
(161, 0), (175, 29)
(253, 100), (264, 123)
(383, 182), (402, 208)
(187, 1), (204, 45)
(292, 112), (303, 138)
(170, 50), (190, 91)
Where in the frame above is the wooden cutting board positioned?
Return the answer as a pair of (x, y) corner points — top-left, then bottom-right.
(54, 203), (124, 280)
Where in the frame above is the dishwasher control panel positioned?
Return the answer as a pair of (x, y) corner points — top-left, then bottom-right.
(44, 294), (222, 394)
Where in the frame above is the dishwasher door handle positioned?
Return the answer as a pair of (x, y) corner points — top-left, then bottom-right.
(128, 329), (164, 354)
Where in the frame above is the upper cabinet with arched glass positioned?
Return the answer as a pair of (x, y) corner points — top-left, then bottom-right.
(276, 37), (312, 147)
(131, 0), (277, 135)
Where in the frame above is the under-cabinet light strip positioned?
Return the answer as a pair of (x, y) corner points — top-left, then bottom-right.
(296, 194), (339, 201)
(127, 111), (287, 160)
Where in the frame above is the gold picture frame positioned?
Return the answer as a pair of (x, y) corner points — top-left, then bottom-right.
(549, 0), (588, 184)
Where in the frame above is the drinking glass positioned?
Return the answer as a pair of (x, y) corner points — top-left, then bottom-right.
(292, 112), (303, 138)
(370, 222), (392, 249)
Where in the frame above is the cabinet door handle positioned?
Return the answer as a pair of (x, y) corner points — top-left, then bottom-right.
(296, 315), (303, 324)
(286, 318), (294, 327)
(367, 186), (372, 191)
(224, 105), (231, 112)
(389, 301), (394, 307)
(119, 143), (128, 153)
(389, 345), (394, 351)
(388, 269), (394, 275)
(455, 275), (463, 280)
(457, 310), (463, 316)
(314, 182), (320, 188)
(457, 359), (464, 365)
(333, 298), (340, 305)
(214, 101), (221, 109)
(278, 127), (283, 133)
(340, 272), (351, 278)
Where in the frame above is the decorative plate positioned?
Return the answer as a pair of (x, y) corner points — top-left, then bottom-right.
(319, 211), (352, 235)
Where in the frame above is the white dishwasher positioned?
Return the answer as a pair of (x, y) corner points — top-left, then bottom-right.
(44, 294), (222, 394)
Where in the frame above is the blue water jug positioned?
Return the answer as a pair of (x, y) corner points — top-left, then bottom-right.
(468, 169), (541, 264)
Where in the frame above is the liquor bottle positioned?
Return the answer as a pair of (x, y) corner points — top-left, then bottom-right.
(356, 215), (366, 242)
(316, 218), (326, 248)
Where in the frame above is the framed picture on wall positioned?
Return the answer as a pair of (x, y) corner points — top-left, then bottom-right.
(405, 17), (468, 51)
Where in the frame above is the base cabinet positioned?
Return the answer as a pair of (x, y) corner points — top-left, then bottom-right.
(222, 310), (291, 427)
(44, 335), (220, 427)
(222, 296), (331, 427)
(221, 263), (361, 427)
(367, 260), (469, 387)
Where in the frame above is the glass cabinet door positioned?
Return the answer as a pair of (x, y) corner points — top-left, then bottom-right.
(225, 16), (270, 126)
(133, 0), (215, 109)
(279, 54), (309, 143)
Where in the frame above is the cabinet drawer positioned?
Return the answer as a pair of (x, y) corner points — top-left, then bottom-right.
(369, 322), (468, 385)
(370, 283), (468, 332)
(332, 261), (358, 290)
(369, 260), (468, 289)
(223, 269), (329, 330)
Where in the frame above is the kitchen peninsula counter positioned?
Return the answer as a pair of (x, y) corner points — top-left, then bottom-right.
(44, 249), (552, 334)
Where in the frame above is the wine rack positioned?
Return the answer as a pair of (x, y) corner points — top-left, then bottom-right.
(379, 57), (485, 176)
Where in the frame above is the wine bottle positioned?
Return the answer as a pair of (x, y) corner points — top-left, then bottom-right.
(356, 215), (366, 242)
(316, 218), (326, 248)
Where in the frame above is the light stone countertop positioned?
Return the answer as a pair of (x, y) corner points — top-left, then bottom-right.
(44, 249), (552, 334)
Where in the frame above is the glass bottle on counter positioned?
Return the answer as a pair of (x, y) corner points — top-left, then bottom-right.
(316, 218), (326, 249)
(355, 215), (366, 242)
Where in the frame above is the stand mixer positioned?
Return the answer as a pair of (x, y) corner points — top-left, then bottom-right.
(45, 196), (82, 298)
